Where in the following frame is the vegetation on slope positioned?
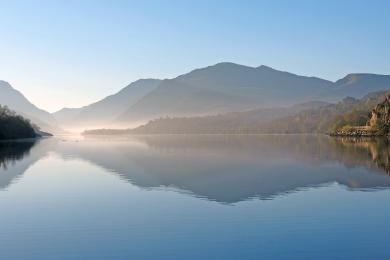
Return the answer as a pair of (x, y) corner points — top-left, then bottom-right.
(331, 94), (390, 136)
(83, 91), (390, 135)
(0, 105), (40, 140)
(268, 95), (378, 134)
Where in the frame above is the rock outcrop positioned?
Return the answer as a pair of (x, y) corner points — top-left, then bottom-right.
(370, 95), (390, 130)
(331, 95), (390, 136)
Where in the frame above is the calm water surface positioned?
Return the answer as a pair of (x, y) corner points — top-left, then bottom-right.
(1, 135), (390, 259)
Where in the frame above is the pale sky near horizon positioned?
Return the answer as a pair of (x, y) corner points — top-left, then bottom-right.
(0, 0), (389, 112)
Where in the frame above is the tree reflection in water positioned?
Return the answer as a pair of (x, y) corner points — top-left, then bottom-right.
(333, 137), (390, 175)
(0, 140), (36, 170)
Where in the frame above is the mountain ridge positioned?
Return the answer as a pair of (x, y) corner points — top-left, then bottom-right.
(53, 78), (161, 129)
(115, 62), (334, 125)
(0, 81), (61, 133)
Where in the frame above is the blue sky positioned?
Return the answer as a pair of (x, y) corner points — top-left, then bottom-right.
(0, 0), (389, 111)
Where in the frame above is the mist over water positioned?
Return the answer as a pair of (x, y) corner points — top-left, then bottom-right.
(1, 135), (390, 259)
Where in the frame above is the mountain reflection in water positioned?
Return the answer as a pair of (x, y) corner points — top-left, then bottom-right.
(2, 135), (390, 203)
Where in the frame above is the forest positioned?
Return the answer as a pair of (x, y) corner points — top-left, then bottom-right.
(0, 105), (38, 140)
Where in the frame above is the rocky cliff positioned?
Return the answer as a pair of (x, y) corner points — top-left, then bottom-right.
(370, 95), (390, 131)
(332, 95), (390, 136)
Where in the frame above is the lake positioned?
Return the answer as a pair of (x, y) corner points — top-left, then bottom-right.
(1, 135), (390, 259)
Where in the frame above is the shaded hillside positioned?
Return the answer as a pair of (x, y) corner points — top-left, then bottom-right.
(0, 105), (40, 140)
(116, 63), (332, 123)
(272, 91), (390, 133)
(84, 101), (329, 135)
(0, 81), (61, 133)
(84, 91), (390, 135)
(53, 79), (161, 129)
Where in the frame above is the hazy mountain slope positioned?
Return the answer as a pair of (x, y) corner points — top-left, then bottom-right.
(85, 91), (390, 135)
(52, 107), (82, 124)
(53, 79), (161, 129)
(84, 101), (330, 135)
(0, 81), (60, 133)
(318, 73), (390, 101)
(117, 63), (333, 123)
(126, 100), (332, 135)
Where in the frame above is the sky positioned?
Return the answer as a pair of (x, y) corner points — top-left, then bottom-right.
(0, 0), (389, 112)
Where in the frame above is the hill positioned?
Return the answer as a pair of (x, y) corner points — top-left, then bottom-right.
(53, 79), (161, 130)
(319, 74), (390, 101)
(264, 92), (389, 134)
(0, 81), (61, 133)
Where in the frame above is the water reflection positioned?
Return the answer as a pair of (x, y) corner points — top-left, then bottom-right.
(333, 137), (390, 175)
(61, 135), (390, 203)
(2, 135), (390, 203)
(0, 141), (36, 169)
(0, 140), (39, 189)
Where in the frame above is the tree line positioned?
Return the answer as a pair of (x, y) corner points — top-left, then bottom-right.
(0, 105), (37, 140)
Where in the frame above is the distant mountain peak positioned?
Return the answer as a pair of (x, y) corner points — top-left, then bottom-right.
(130, 78), (161, 85)
(54, 107), (80, 113)
(213, 62), (247, 67)
(197, 62), (255, 72)
(336, 74), (364, 85)
(257, 65), (275, 70)
(335, 73), (390, 87)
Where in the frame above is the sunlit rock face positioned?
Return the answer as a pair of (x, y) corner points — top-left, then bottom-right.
(331, 95), (390, 136)
(370, 95), (390, 129)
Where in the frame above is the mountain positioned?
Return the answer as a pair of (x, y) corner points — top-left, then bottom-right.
(52, 63), (390, 131)
(319, 73), (390, 101)
(0, 81), (60, 133)
(53, 79), (161, 130)
(52, 107), (82, 124)
(115, 63), (333, 124)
